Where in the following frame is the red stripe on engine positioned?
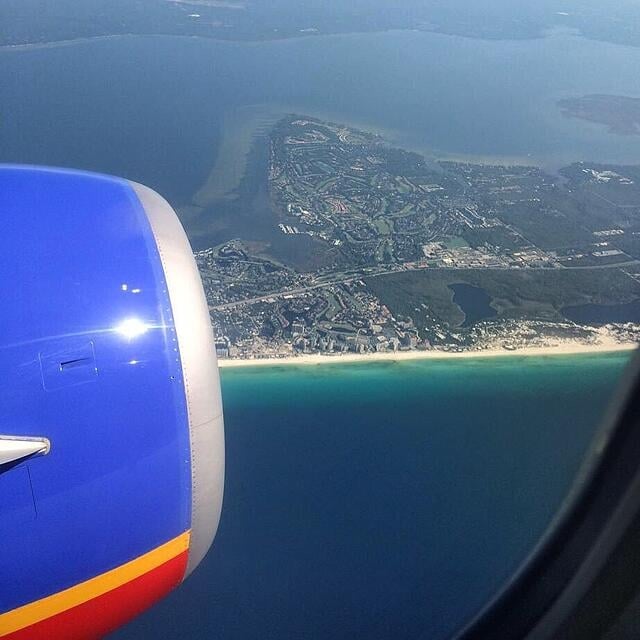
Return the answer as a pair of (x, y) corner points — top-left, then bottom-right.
(3, 550), (188, 640)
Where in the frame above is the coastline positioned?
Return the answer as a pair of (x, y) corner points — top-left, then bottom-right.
(218, 341), (637, 369)
(0, 34), (129, 53)
(0, 28), (518, 54)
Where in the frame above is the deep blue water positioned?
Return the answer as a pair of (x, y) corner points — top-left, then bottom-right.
(562, 299), (640, 325)
(2, 28), (640, 215)
(449, 283), (498, 327)
(111, 353), (629, 640)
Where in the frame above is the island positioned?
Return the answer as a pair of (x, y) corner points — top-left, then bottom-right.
(559, 95), (640, 136)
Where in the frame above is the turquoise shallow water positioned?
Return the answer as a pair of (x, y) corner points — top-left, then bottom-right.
(113, 351), (632, 640)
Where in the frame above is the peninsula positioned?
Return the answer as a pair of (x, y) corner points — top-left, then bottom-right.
(201, 116), (640, 361)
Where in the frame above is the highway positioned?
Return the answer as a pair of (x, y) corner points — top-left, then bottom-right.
(209, 259), (640, 311)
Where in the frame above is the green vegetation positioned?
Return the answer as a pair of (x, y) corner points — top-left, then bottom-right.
(496, 202), (593, 250)
(441, 236), (469, 250)
(366, 268), (640, 329)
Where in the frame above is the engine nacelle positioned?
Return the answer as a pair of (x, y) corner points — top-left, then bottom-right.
(0, 166), (224, 639)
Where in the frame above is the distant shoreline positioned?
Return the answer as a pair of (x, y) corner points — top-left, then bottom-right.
(0, 34), (128, 52)
(0, 25), (604, 55)
(218, 341), (637, 369)
(0, 28), (530, 54)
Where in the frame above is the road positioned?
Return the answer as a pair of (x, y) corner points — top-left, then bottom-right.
(209, 259), (640, 311)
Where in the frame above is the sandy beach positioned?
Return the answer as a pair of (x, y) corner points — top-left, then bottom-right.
(218, 341), (637, 368)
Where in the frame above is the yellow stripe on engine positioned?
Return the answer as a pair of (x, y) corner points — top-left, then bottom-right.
(0, 530), (190, 637)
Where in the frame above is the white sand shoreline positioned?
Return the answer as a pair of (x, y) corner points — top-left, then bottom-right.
(218, 342), (637, 369)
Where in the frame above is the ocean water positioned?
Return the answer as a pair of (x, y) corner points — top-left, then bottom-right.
(2, 28), (640, 218)
(111, 352), (631, 640)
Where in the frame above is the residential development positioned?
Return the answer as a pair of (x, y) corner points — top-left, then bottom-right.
(199, 116), (640, 358)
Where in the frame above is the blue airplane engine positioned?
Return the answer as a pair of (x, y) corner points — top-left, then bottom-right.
(0, 166), (224, 639)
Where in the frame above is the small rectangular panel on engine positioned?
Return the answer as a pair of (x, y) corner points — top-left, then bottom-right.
(39, 340), (98, 391)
